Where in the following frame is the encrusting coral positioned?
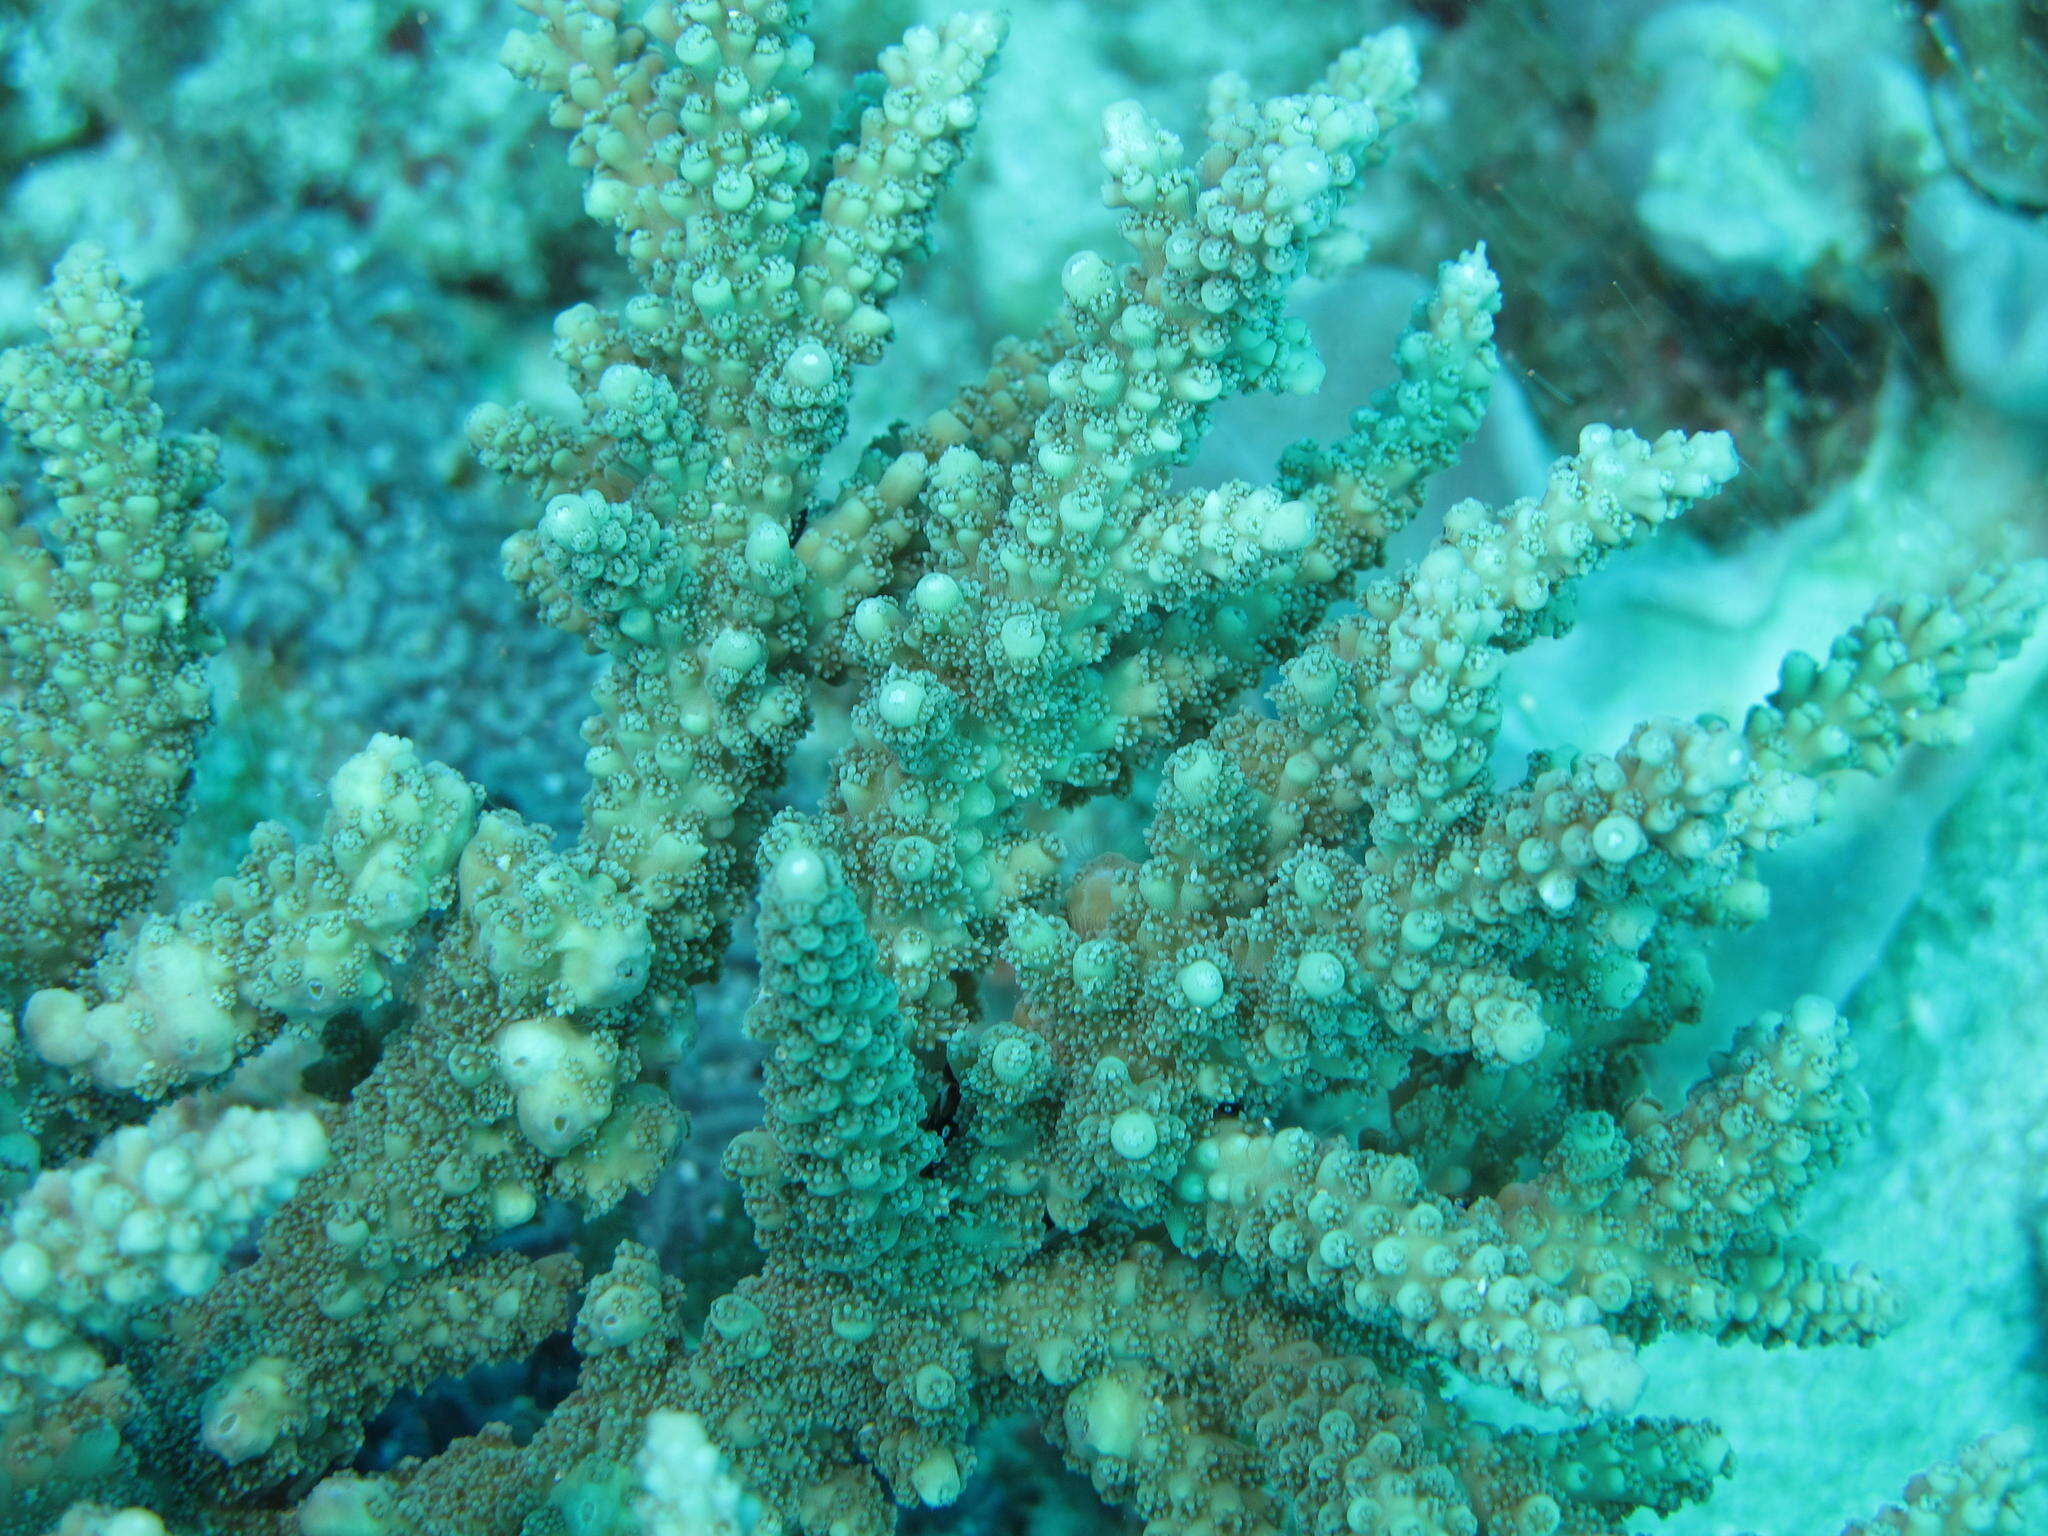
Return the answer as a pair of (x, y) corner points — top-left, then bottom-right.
(0, 3), (2039, 1534)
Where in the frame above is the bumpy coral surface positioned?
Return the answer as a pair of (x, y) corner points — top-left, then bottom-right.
(0, 5), (2040, 1536)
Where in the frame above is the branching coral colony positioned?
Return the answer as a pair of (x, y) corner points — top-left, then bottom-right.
(0, 3), (2040, 1534)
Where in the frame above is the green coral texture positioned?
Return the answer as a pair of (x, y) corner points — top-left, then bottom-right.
(0, 3), (2042, 1536)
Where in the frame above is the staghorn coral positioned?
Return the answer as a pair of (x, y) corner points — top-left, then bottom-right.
(0, 250), (334, 1530)
(0, 4), (2042, 1536)
(1835, 1430), (2035, 1535)
(0, 245), (226, 996)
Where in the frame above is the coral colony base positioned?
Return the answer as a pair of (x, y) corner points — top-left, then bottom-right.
(0, 4), (2039, 1535)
